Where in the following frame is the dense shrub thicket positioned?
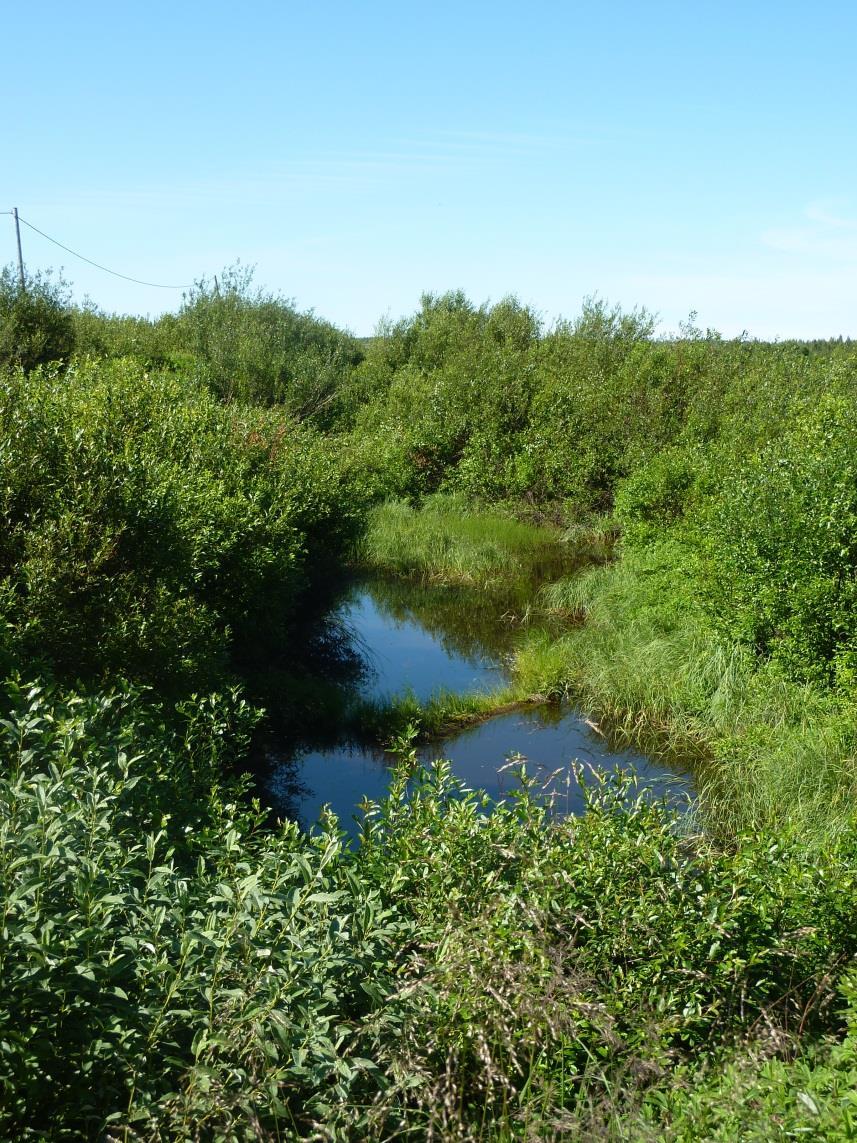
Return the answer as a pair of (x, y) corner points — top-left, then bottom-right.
(0, 358), (365, 694)
(341, 293), (857, 691)
(68, 267), (363, 427)
(0, 266), (75, 372)
(343, 293), (851, 508)
(3, 684), (857, 1139)
(2, 267), (857, 1137)
(175, 267), (363, 423)
(0, 681), (409, 1138)
(705, 394), (857, 688)
(0, 263), (363, 426)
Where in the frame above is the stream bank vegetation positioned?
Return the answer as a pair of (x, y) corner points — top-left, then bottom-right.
(0, 268), (856, 1138)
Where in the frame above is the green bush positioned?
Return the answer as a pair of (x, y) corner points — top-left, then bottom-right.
(0, 358), (366, 693)
(344, 292), (857, 521)
(71, 303), (183, 370)
(613, 445), (699, 544)
(348, 292), (543, 499)
(0, 679), (410, 1139)
(176, 266), (363, 424)
(357, 754), (857, 1139)
(3, 686), (857, 1140)
(0, 266), (75, 372)
(705, 394), (857, 688)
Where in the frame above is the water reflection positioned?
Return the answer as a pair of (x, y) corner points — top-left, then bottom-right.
(342, 584), (503, 701)
(273, 706), (691, 834)
(265, 575), (693, 832)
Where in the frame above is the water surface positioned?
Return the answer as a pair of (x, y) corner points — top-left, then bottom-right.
(343, 586), (503, 701)
(267, 577), (692, 832)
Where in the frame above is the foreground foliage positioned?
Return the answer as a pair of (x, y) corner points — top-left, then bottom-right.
(2, 685), (857, 1140)
(0, 682), (408, 1138)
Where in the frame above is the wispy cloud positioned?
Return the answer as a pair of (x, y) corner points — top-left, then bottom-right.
(762, 199), (857, 260)
(23, 128), (601, 216)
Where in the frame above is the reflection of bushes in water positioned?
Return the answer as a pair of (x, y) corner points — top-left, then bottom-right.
(363, 574), (529, 664)
(347, 686), (519, 744)
(366, 573), (577, 667)
(357, 499), (588, 666)
(249, 606), (376, 753)
(274, 562), (594, 753)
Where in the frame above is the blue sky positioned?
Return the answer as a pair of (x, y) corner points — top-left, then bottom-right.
(6, 0), (857, 337)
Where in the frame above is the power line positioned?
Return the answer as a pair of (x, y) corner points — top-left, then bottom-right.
(14, 213), (191, 290)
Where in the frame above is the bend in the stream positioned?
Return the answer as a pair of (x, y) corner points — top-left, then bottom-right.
(264, 576), (694, 833)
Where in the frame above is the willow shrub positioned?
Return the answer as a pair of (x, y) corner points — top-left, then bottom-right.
(176, 267), (363, 425)
(0, 266), (75, 373)
(70, 304), (184, 371)
(704, 393), (857, 689)
(0, 679), (411, 1140)
(0, 358), (366, 693)
(4, 683), (857, 1140)
(357, 754), (857, 1140)
(345, 292), (857, 522)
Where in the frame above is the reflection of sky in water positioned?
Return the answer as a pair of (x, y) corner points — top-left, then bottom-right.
(268, 586), (693, 835)
(345, 590), (502, 702)
(279, 708), (691, 835)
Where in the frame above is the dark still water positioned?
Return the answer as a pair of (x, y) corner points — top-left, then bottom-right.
(341, 587), (503, 700)
(265, 578), (693, 833)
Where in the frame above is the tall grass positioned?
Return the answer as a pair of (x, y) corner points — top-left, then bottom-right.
(348, 685), (533, 744)
(517, 542), (857, 841)
(360, 495), (571, 587)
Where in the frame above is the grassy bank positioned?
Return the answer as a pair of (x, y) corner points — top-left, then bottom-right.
(513, 541), (857, 843)
(357, 501), (857, 845)
(359, 495), (573, 587)
(348, 686), (544, 744)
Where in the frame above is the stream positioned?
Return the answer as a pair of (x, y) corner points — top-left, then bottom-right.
(265, 576), (693, 833)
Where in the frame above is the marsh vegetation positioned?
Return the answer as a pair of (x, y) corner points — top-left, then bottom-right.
(0, 268), (855, 1138)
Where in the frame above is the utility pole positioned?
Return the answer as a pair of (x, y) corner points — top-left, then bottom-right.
(11, 208), (25, 291)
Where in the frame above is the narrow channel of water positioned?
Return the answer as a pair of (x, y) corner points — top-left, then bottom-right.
(266, 577), (693, 832)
